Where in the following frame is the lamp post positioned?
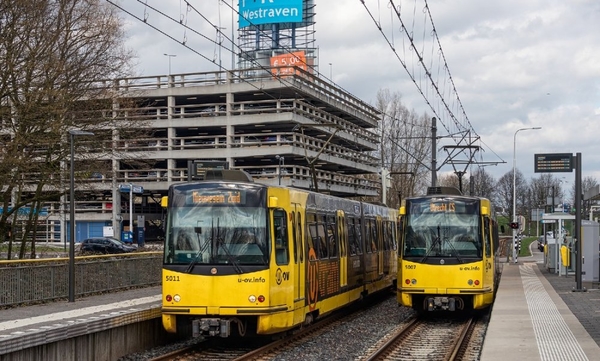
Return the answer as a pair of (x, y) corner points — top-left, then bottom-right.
(275, 155), (284, 185)
(328, 63), (332, 79)
(163, 53), (176, 75)
(68, 129), (94, 302)
(512, 126), (541, 264)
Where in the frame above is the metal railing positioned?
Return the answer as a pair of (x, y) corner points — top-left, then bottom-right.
(0, 252), (161, 307)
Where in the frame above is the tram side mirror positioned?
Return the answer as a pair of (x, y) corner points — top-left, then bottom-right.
(194, 227), (202, 234)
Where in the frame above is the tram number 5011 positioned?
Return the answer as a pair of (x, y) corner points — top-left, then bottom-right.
(165, 275), (180, 282)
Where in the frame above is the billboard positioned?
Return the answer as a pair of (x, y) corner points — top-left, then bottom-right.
(270, 51), (307, 76)
(239, 0), (304, 28)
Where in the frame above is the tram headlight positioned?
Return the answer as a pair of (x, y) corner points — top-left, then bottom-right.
(248, 295), (257, 303)
(405, 279), (417, 285)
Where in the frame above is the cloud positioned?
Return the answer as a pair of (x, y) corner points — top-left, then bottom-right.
(116, 0), (600, 184)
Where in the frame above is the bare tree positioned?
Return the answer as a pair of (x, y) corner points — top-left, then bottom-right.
(374, 89), (431, 207)
(571, 175), (598, 218)
(496, 168), (528, 219)
(470, 167), (496, 199)
(0, 0), (139, 258)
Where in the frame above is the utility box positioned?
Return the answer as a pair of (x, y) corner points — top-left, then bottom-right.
(581, 220), (599, 286)
(545, 237), (557, 273)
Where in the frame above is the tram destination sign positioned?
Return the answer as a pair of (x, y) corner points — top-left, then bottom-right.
(534, 153), (573, 173)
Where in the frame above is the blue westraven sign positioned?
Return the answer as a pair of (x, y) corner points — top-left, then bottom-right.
(239, 0), (303, 28)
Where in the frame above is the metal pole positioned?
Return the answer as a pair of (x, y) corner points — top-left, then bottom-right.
(512, 127), (541, 263)
(69, 133), (75, 302)
(67, 129), (94, 302)
(276, 155), (283, 185)
(129, 182), (133, 242)
(574, 153), (584, 291)
(431, 117), (437, 187)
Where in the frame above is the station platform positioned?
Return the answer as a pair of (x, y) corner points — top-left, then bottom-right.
(0, 286), (161, 356)
(481, 244), (600, 360)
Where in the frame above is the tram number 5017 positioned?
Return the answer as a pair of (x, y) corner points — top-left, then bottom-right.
(165, 275), (180, 282)
(404, 265), (417, 270)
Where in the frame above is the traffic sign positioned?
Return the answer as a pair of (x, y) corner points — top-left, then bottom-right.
(119, 184), (144, 194)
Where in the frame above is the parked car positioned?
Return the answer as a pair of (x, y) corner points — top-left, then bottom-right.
(80, 237), (136, 254)
(537, 235), (545, 252)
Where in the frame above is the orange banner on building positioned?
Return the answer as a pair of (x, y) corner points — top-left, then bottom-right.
(270, 51), (307, 76)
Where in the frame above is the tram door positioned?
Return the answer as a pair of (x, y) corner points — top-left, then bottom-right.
(291, 205), (306, 325)
(337, 210), (347, 288)
(271, 210), (293, 318)
(377, 217), (383, 276)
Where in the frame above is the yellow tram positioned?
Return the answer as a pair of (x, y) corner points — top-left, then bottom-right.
(161, 170), (397, 338)
(397, 187), (500, 312)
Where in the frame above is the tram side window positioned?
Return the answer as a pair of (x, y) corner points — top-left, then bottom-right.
(382, 221), (390, 251)
(397, 216), (404, 255)
(364, 220), (371, 253)
(307, 212), (316, 256)
(317, 215), (328, 259)
(326, 215), (338, 258)
(386, 222), (397, 251)
(355, 218), (363, 255)
(347, 218), (359, 256)
(297, 213), (304, 262)
(483, 217), (491, 258)
(292, 212), (298, 264)
(274, 210), (289, 265)
(369, 219), (378, 252)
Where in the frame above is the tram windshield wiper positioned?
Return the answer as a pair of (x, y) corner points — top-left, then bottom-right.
(419, 226), (442, 262)
(443, 237), (464, 263)
(185, 227), (210, 273)
(212, 218), (244, 274)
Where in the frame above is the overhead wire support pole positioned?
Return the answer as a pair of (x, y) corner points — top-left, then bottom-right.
(294, 123), (343, 194)
(431, 117), (437, 187)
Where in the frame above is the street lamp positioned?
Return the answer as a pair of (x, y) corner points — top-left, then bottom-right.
(68, 129), (94, 302)
(275, 155), (284, 185)
(163, 53), (176, 75)
(512, 126), (541, 264)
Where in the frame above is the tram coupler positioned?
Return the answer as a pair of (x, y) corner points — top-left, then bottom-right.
(193, 318), (231, 338)
(427, 297), (457, 311)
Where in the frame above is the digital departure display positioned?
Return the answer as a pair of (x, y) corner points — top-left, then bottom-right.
(191, 190), (245, 205)
(429, 202), (456, 213)
(409, 198), (479, 215)
(534, 153), (573, 173)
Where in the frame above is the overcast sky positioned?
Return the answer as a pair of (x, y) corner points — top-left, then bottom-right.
(114, 0), (600, 192)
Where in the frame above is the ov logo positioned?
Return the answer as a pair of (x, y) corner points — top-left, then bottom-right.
(275, 268), (290, 285)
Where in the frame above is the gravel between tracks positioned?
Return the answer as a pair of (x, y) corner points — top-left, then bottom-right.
(274, 296), (414, 361)
(119, 296), (415, 361)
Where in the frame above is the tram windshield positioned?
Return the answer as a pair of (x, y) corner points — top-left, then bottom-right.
(163, 184), (269, 268)
(403, 198), (482, 261)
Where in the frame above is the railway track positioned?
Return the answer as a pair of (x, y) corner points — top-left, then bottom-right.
(148, 293), (395, 361)
(361, 315), (479, 361)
